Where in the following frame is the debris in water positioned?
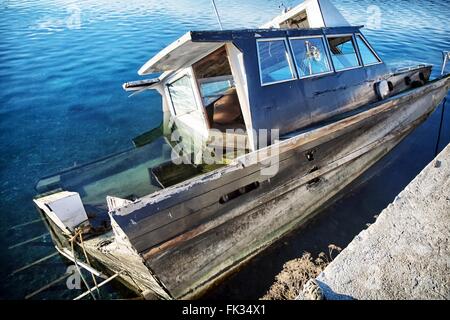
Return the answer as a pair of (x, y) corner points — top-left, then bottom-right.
(261, 244), (341, 300)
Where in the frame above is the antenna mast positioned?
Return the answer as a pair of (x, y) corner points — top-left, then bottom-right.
(211, 0), (223, 30)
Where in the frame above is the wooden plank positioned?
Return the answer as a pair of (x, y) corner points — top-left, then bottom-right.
(140, 77), (449, 298)
(114, 103), (375, 224)
(140, 115), (410, 258)
(113, 97), (396, 242)
(138, 32), (225, 75)
(148, 142), (398, 298)
(73, 271), (124, 300)
(235, 75), (445, 168)
(133, 120), (378, 252)
(81, 231), (172, 299)
(114, 75), (438, 225)
(127, 137), (340, 242)
(113, 75), (448, 252)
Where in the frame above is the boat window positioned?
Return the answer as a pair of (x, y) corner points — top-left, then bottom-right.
(257, 39), (296, 85)
(327, 35), (361, 71)
(356, 34), (381, 65)
(289, 37), (332, 78)
(198, 76), (234, 106)
(167, 75), (198, 116)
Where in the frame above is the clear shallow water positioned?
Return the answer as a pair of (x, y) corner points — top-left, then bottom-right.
(0, 0), (449, 299)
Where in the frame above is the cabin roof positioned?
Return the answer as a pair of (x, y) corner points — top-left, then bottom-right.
(138, 26), (363, 75)
(138, 32), (224, 75)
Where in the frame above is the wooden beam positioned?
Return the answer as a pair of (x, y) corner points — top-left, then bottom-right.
(73, 271), (124, 300)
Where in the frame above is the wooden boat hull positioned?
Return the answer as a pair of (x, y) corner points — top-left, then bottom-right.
(47, 75), (449, 300)
(136, 76), (449, 299)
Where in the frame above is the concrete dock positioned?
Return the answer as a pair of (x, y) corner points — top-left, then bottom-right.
(303, 143), (450, 300)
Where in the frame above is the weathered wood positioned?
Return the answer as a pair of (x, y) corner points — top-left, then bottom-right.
(36, 73), (448, 300)
(140, 117), (409, 260)
(81, 229), (172, 299)
(146, 120), (417, 264)
(73, 271), (124, 300)
(149, 141), (398, 298)
(113, 76), (447, 253)
(135, 118), (383, 253)
(140, 77), (448, 298)
(117, 68), (441, 220)
(149, 122), (427, 298)
(114, 102), (378, 229)
(236, 70), (440, 168)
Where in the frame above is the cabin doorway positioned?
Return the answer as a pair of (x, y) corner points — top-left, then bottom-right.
(192, 46), (246, 133)
(279, 9), (309, 29)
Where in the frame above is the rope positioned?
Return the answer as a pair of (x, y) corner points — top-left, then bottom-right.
(70, 229), (96, 300)
(435, 97), (447, 157)
(79, 231), (101, 298)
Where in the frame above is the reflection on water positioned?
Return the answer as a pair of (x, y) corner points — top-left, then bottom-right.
(35, 137), (171, 210)
(0, 0), (449, 299)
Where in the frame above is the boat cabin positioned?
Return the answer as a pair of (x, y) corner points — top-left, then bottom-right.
(30, 0), (448, 300)
(36, 0), (389, 221)
(125, 0), (386, 155)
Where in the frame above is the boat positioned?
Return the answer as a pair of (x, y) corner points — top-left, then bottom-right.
(32, 0), (450, 299)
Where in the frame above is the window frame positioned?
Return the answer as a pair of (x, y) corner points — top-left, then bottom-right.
(355, 33), (383, 66)
(288, 35), (334, 80)
(165, 67), (210, 127)
(165, 70), (199, 117)
(164, 67), (212, 136)
(197, 75), (235, 106)
(326, 33), (363, 73)
(256, 37), (298, 87)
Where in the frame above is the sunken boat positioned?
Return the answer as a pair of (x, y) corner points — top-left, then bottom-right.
(33, 0), (450, 299)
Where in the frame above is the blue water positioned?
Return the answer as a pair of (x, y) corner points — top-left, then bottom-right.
(0, 0), (449, 299)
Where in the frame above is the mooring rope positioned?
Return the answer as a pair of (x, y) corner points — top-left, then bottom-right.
(70, 230), (96, 300)
(79, 231), (101, 298)
(435, 97), (447, 156)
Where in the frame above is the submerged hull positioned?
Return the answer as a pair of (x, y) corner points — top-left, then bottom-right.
(142, 78), (448, 299)
(40, 75), (449, 300)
